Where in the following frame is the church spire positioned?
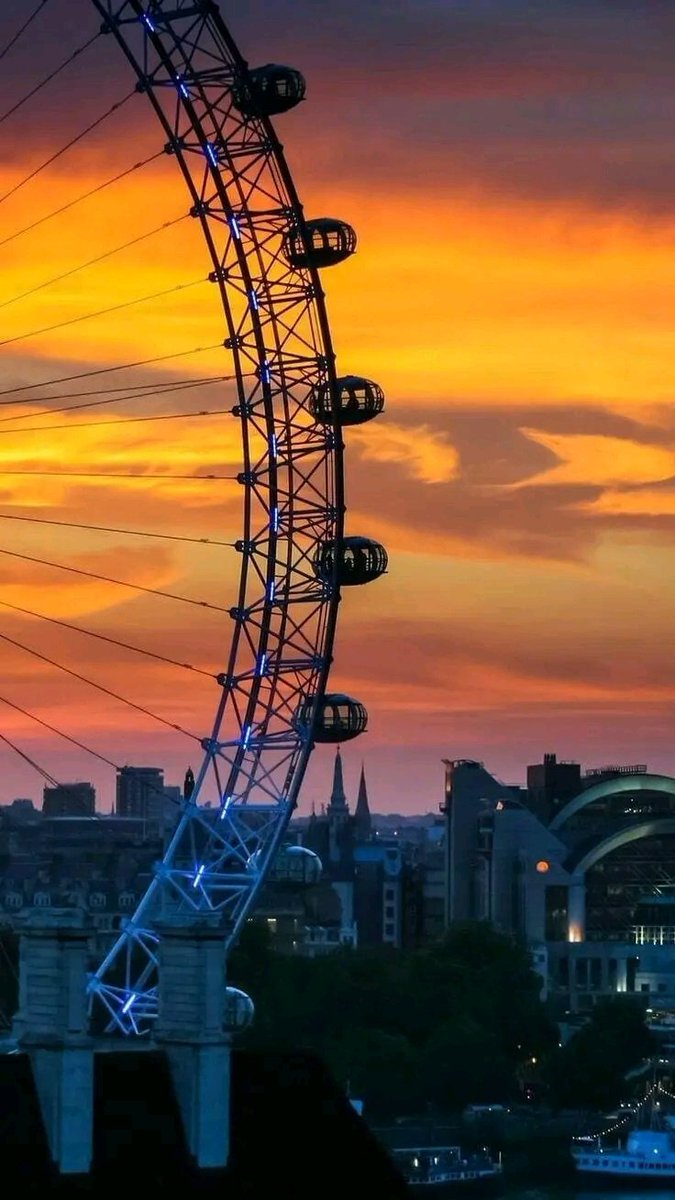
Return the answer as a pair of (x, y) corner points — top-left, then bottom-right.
(327, 746), (348, 813)
(354, 761), (372, 840)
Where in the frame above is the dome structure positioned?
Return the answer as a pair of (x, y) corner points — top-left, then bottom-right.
(309, 375), (385, 426)
(231, 64), (306, 116)
(294, 693), (368, 743)
(314, 536), (388, 586)
(284, 219), (356, 269)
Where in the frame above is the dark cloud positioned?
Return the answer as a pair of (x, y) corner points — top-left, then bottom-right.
(6, 0), (675, 213)
(334, 613), (675, 702)
(347, 401), (675, 564)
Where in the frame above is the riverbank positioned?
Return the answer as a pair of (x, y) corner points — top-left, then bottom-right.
(371, 1107), (597, 1187)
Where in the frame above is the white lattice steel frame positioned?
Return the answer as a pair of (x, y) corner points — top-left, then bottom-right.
(87, 0), (348, 1033)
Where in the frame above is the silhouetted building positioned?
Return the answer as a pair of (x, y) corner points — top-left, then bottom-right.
(1, 799), (39, 825)
(298, 750), (420, 953)
(303, 749), (357, 948)
(0, 813), (162, 950)
(441, 759), (520, 925)
(527, 753), (581, 822)
(441, 752), (675, 1014)
(42, 782), (95, 818)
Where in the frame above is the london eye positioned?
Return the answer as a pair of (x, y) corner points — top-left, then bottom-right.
(0, 0), (387, 1034)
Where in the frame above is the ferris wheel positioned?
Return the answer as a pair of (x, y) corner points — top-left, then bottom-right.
(0, 0), (387, 1035)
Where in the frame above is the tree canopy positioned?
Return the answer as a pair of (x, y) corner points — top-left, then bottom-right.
(544, 996), (657, 1112)
(230, 920), (560, 1118)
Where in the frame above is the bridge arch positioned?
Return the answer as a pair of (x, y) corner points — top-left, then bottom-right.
(549, 774), (675, 831)
(570, 817), (675, 875)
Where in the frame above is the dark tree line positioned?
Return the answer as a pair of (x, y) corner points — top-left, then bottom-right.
(230, 920), (657, 1119)
(230, 920), (558, 1117)
(543, 996), (656, 1113)
(0, 917), (655, 1118)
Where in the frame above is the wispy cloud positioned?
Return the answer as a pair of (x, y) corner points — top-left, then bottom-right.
(513, 429), (675, 488)
(351, 421), (459, 484)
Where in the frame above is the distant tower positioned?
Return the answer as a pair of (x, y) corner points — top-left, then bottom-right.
(184, 767), (195, 801)
(354, 762), (372, 842)
(327, 747), (349, 819)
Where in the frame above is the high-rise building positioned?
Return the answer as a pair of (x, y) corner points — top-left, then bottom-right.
(115, 766), (166, 830)
(42, 782), (96, 817)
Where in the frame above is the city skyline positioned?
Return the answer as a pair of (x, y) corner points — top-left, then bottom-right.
(0, 744), (661, 821)
(1, 1), (675, 813)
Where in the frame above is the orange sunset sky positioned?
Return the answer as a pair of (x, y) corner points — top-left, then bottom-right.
(1, 0), (675, 815)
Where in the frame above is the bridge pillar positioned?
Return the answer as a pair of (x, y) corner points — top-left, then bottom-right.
(567, 875), (586, 942)
(12, 909), (94, 1175)
(154, 916), (231, 1169)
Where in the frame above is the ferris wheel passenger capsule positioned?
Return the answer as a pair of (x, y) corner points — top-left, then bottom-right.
(309, 375), (385, 426)
(294, 692), (368, 743)
(314, 536), (388, 586)
(271, 844), (322, 886)
(231, 64), (306, 116)
(223, 986), (255, 1033)
(284, 218), (357, 269)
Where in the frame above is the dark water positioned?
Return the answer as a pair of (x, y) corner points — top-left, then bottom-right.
(505, 1189), (674, 1200)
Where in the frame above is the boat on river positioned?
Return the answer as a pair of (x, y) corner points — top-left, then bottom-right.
(571, 1092), (675, 1184)
(390, 1143), (504, 1195)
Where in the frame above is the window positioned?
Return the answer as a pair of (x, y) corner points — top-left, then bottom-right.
(545, 884), (568, 941)
(385, 904), (395, 920)
(119, 892), (135, 910)
(34, 892), (50, 907)
(5, 892), (22, 909)
(384, 922), (395, 938)
(90, 893), (106, 909)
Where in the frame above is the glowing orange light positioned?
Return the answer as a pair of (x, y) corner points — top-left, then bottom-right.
(535, 860), (550, 873)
